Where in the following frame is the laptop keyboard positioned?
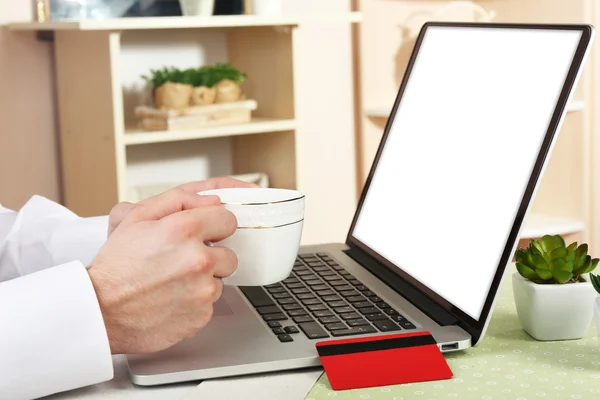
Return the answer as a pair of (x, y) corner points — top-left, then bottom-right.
(239, 252), (417, 343)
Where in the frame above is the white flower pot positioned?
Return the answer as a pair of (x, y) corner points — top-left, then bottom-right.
(512, 272), (596, 341)
(179, 0), (215, 16)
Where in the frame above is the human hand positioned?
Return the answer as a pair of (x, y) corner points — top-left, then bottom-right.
(88, 187), (238, 354)
(107, 176), (258, 235)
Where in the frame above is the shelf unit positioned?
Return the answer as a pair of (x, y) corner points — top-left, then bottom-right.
(8, 13), (361, 245)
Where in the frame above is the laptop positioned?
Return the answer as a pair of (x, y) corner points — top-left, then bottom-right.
(127, 22), (594, 385)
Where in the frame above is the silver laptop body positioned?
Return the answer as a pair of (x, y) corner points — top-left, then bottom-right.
(127, 22), (594, 386)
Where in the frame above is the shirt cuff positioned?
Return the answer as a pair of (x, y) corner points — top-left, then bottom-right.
(0, 261), (113, 399)
(50, 216), (109, 267)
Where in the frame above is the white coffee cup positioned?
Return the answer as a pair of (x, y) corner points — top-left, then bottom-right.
(198, 187), (304, 286)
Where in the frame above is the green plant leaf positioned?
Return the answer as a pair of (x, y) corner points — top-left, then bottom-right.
(567, 242), (578, 252)
(550, 246), (568, 261)
(573, 255), (591, 276)
(516, 262), (538, 281)
(576, 244), (589, 268)
(549, 258), (568, 272)
(536, 268), (553, 280)
(539, 235), (563, 253)
(530, 240), (544, 256)
(531, 254), (549, 269)
(590, 273), (600, 294)
(552, 270), (573, 284)
(566, 249), (576, 263)
(578, 258), (599, 275)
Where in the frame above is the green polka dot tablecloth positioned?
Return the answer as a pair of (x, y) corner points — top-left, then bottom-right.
(304, 264), (600, 400)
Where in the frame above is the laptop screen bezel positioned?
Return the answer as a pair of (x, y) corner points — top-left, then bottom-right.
(346, 22), (593, 335)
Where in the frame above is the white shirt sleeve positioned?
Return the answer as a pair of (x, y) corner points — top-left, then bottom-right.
(0, 196), (114, 399)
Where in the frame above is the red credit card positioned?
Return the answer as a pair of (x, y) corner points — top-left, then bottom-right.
(315, 331), (453, 390)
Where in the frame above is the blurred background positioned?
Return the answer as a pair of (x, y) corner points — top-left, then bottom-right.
(0, 0), (598, 252)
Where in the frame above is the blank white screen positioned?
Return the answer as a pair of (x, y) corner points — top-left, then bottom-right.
(353, 26), (581, 320)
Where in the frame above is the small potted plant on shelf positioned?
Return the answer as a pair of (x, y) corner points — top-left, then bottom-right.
(194, 62), (247, 104)
(142, 66), (195, 110)
(513, 234), (599, 341)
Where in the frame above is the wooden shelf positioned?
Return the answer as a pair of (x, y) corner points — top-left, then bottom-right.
(123, 118), (297, 146)
(364, 100), (586, 118)
(6, 13), (361, 31)
(521, 213), (585, 239)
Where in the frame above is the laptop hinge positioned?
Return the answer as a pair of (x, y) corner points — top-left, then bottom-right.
(344, 246), (459, 327)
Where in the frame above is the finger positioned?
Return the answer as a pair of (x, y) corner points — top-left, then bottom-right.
(162, 205), (237, 242)
(108, 202), (136, 235)
(126, 189), (221, 223)
(211, 277), (224, 302)
(176, 176), (258, 194)
(207, 245), (238, 279)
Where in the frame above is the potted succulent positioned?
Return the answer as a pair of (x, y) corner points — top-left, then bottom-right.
(513, 234), (599, 341)
(142, 67), (195, 110)
(196, 63), (247, 103)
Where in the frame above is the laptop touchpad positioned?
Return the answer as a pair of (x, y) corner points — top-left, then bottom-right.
(213, 296), (234, 317)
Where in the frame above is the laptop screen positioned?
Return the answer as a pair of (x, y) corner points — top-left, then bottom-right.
(351, 25), (584, 322)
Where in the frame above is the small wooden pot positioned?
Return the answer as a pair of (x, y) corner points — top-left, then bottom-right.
(191, 86), (217, 106)
(214, 79), (242, 103)
(154, 82), (193, 110)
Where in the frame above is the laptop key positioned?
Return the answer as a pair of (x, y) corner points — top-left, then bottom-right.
(322, 295), (342, 302)
(288, 309), (308, 317)
(299, 274), (319, 280)
(331, 326), (377, 337)
(297, 293), (316, 300)
(317, 271), (337, 277)
(239, 286), (276, 307)
(304, 279), (323, 286)
(333, 306), (354, 314)
(278, 334), (294, 343)
(284, 277), (300, 284)
(377, 302), (392, 309)
(370, 296), (384, 303)
(347, 296), (368, 303)
(319, 316), (341, 324)
(332, 265), (345, 271)
(256, 305), (283, 315)
(347, 318), (371, 327)
(315, 290), (336, 297)
(277, 298), (298, 305)
(340, 312), (362, 320)
(383, 308), (399, 315)
(323, 275), (341, 282)
(365, 313), (389, 321)
(282, 303), (303, 311)
(273, 327), (285, 335)
(309, 283), (328, 290)
(355, 285), (369, 291)
(353, 301), (373, 308)
(325, 323), (348, 331)
(265, 283), (282, 289)
(373, 320), (402, 332)
(308, 304), (328, 312)
(296, 270), (314, 277)
(284, 326), (300, 334)
(263, 313), (288, 321)
(329, 280), (346, 286)
(340, 290), (360, 298)
(400, 321), (417, 329)
(333, 285), (353, 292)
(313, 266), (329, 272)
(287, 283), (305, 289)
(313, 310), (334, 317)
(328, 301), (349, 308)
(348, 279), (361, 286)
(357, 307), (379, 314)
(268, 321), (282, 328)
(291, 288), (310, 295)
(362, 291), (376, 297)
(293, 315), (314, 323)
(298, 322), (330, 339)
(326, 261), (339, 266)
(302, 298), (322, 306)
(267, 287), (287, 294)
(272, 292), (292, 299)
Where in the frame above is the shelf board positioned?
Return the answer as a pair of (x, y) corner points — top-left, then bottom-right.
(6, 13), (361, 31)
(520, 213), (585, 239)
(123, 117), (297, 146)
(364, 100), (586, 119)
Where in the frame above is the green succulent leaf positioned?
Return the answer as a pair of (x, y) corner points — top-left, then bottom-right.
(590, 273), (600, 294)
(567, 242), (578, 253)
(531, 254), (549, 270)
(536, 268), (553, 280)
(588, 258), (600, 274)
(576, 244), (589, 268)
(549, 258), (567, 272)
(550, 246), (568, 261)
(573, 255), (591, 276)
(566, 249), (576, 263)
(539, 235), (564, 253)
(529, 240), (544, 256)
(552, 270), (573, 284)
(516, 262), (538, 281)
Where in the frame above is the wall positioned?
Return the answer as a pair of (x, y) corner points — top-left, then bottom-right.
(0, 1), (61, 210)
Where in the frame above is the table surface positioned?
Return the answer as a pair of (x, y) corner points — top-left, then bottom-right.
(304, 264), (600, 400)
